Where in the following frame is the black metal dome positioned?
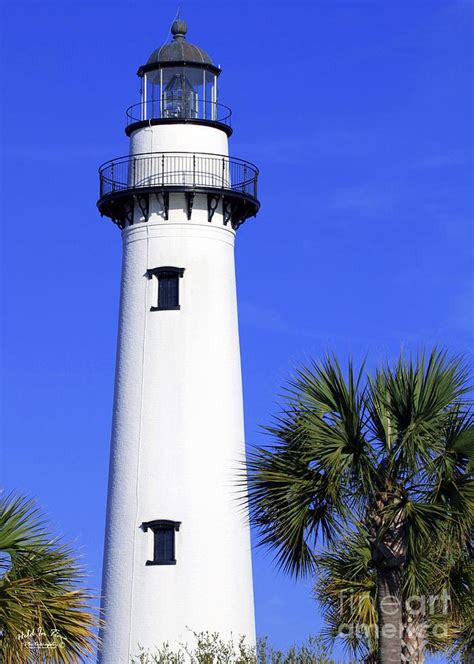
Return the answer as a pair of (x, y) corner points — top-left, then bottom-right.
(147, 18), (213, 66)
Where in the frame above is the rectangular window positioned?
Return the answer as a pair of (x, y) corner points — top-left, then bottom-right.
(153, 527), (175, 564)
(142, 520), (181, 566)
(158, 275), (179, 309)
(147, 266), (185, 311)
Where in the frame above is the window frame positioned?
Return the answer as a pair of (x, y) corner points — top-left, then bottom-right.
(146, 266), (185, 312)
(141, 519), (181, 566)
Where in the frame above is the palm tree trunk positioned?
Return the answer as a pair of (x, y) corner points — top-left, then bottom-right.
(376, 567), (403, 664)
(401, 614), (425, 663)
(371, 487), (408, 664)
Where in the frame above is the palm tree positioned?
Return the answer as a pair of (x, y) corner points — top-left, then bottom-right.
(0, 493), (99, 663)
(244, 350), (473, 664)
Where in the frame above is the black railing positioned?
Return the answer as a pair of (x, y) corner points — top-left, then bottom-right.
(126, 100), (232, 129)
(99, 152), (258, 200)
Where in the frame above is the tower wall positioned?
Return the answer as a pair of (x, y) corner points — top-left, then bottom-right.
(129, 123), (229, 157)
(99, 205), (255, 661)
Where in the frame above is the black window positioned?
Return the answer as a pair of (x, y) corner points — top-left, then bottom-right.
(158, 275), (179, 309)
(154, 528), (174, 562)
(147, 267), (185, 311)
(141, 520), (180, 566)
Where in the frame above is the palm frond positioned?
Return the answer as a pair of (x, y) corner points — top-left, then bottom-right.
(314, 528), (377, 661)
(381, 350), (471, 476)
(0, 493), (99, 664)
(245, 444), (343, 576)
(290, 356), (377, 500)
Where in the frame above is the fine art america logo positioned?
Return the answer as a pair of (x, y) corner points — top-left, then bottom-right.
(337, 589), (452, 641)
(17, 627), (66, 650)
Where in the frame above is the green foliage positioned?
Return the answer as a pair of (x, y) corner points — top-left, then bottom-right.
(131, 631), (337, 664)
(314, 525), (473, 661)
(257, 635), (336, 664)
(0, 492), (99, 663)
(244, 350), (473, 661)
(314, 528), (377, 661)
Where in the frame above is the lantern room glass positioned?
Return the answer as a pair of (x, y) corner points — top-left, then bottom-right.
(141, 66), (217, 122)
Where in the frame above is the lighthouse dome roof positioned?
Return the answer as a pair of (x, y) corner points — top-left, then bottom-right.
(147, 18), (214, 66)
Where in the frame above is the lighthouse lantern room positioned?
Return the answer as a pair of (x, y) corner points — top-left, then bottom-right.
(137, 19), (219, 123)
(97, 17), (260, 663)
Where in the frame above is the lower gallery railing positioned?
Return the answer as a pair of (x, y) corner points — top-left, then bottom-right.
(99, 152), (258, 200)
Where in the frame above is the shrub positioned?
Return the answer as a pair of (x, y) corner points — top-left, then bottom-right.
(131, 631), (337, 664)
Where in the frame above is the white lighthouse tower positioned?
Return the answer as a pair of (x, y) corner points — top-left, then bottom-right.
(97, 18), (260, 663)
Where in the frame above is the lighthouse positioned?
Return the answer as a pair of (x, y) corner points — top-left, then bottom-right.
(97, 18), (260, 662)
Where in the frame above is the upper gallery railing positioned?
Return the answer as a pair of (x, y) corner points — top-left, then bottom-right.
(98, 152), (258, 201)
(126, 100), (232, 129)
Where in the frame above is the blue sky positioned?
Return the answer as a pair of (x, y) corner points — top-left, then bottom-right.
(1, 0), (473, 661)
